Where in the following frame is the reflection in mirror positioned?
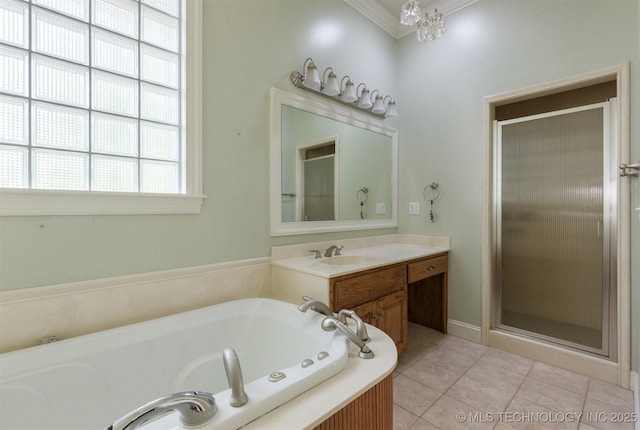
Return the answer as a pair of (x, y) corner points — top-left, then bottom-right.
(296, 135), (336, 221)
(270, 88), (398, 236)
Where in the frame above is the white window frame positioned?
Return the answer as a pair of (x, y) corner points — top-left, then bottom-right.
(0, 0), (205, 216)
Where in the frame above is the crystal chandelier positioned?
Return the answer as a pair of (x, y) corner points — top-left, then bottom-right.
(400, 0), (446, 44)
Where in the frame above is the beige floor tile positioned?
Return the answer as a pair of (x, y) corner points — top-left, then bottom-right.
(394, 404), (420, 430)
(408, 418), (442, 430)
(587, 379), (635, 409)
(581, 397), (636, 430)
(398, 344), (439, 372)
(515, 377), (585, 413)
(444, 335), (489, 359)
(477, 348), (534, 375)
(446, 373), (517, 413)
(393, 326), (636, 430)
(402, 356), (463, 392)
(423, 344), (478, 373)
(498, 396), (581, 429)
(528, 362), (589, 395)
(421, 395), (495, 430)
(397, 324), (448, 372)
(408, 323), (448, 344)
(394, 373), (443, 416)
(578, 424), (601, 430)
(465, 359), (526, 393)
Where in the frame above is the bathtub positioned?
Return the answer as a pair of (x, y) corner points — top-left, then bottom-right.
(0, 298), (350, 430)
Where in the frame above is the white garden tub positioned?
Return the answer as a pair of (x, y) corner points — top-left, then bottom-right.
(0, 298), (349, 430)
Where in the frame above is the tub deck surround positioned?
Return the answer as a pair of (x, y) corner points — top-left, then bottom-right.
(125, 321), (397, 430)
(243, 322), (396, 430)
(2, 298), (388, 430)
(0, 257), (272, 353)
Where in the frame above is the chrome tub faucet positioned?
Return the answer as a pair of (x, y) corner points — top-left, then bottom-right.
(337, 309), (370, 343)
(297, 296), (334, 317)
(321, 316), (374, 359)
(323, 245), (344, 257)
(106, 391), (216, 430)
(297, 297), (374, 359)
(223, 347), (248, 407)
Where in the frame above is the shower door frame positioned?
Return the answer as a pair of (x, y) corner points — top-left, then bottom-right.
(493, 102), (615, 358)
(481, 63), (631, 388)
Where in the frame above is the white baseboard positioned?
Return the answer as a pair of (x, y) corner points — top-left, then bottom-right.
(448, 319), (482, 343)
(631, 371), (639, 430)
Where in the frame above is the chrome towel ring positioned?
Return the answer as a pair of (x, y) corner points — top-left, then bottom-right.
(423, 183), (439, 223)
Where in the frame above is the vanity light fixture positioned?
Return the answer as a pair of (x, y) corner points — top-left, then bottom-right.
(400, 0), (446, 44)
(357, 84), (373, 109)
(384, 96), (398, 118)
(322, 68), (340, 96)
(340, 76), (357, 103)
(289, 58), (397, 119)
(302, 58), (321, 90)
(371, 90), (385, 115)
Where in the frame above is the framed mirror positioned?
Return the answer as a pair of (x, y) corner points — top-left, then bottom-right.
(270, 88), (398, 236)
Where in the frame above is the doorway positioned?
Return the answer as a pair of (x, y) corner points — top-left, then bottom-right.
(482, 64), (631, 387)
(296, 138), (338, 221)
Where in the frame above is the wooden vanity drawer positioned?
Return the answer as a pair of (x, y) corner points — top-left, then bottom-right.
(333, 265), (407, 310)
(408, 255), (448, 283)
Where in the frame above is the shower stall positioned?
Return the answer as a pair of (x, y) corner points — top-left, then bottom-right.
(493, 101), (617, 358)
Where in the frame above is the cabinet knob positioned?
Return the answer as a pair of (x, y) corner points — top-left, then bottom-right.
(427, 265), (436, 270)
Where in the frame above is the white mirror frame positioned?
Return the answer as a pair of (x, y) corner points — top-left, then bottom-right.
(270, 87), (398, 236)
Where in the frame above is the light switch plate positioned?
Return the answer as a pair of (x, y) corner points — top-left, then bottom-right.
(376, 203), (385, 214)
(409, 202), (420, 215)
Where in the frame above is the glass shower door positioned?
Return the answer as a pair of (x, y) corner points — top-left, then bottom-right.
(495, 103), (613, 356)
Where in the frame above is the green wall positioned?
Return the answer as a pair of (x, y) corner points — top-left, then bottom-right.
(396, 0), (639, 370)
(0, 0), (398, 291)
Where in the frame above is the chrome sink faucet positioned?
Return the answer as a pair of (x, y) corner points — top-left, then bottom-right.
(324, 245), (344, 257)
(223, 347), (248, 407)
(297, 296), (334, 317)
(106, 391), (217, 430)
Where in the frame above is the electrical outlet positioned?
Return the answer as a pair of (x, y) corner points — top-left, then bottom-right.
(409, 202), (420, 215)
(376, 203), (385, 214)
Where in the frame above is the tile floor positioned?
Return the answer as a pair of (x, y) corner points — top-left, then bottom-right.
(393, 323), (637, 430)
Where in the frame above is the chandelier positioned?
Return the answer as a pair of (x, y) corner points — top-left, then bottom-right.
(400, 1), (446, 44)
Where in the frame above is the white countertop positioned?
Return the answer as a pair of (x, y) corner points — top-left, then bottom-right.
(243, 323), (397, 430)
(271, 243), (449, 278)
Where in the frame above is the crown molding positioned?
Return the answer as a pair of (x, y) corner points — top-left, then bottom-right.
(345, 0), (404, 38)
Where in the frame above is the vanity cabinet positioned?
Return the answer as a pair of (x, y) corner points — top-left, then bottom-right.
(329, 265), (408, 353)
(407, 253), (448, 333)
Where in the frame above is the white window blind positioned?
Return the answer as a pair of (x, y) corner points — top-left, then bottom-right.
(0, 0), (184, 195)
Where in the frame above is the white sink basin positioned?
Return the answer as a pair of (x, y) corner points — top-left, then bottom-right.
(321, 255), (375, 265)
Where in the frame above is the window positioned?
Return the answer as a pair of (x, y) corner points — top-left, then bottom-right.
(0, 0), (204, 215)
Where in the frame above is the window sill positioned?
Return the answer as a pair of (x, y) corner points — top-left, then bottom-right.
(0, 189), (206, 216)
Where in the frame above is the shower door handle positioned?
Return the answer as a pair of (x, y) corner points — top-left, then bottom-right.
(619, 162), (640, 177)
